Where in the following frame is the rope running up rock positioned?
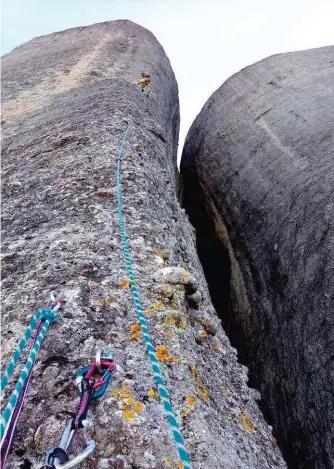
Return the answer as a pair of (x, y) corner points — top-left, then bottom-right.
(115, 108), (192, 469)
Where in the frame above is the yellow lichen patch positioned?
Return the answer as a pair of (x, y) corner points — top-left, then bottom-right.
(130, 323), (142, 342)
(160, 250), (170, 260)
(48, 156), (72, 169)
(118, 279), (130, 289)
(152, 302), (165, 311)
(190, 366), (209, 401)
(112, 388), (131, 400)
(182, 408), (191, 416)
(181, 262), (188, 270)
(181, 272), (190, 282)
(144, 308), (155, 315)
(164, 311), (187, 333)
(147, 388), (160, 400)
(163, 460), (173, 468)
(163, 459), (184, 469)
(186, 395), (197, 407)
(99, 295), (116, 306)
(238, 410), (256, 433)
(152, 248), (169, 260)
(224, 416), (233, 422)
(112, 386), (144, 422)
(123, 409), (135, 421)
(156, 345), (178, 364)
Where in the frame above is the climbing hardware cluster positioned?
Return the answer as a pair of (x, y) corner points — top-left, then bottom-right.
(42, 348), (116, 469)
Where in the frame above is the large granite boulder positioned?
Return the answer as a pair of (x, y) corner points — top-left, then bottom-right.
(181, 46), (334, 469)
(1, 21), (285, 469)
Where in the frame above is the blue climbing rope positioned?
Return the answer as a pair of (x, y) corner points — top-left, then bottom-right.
(116, 111), (192, 469)
(0, 309), (58, 441)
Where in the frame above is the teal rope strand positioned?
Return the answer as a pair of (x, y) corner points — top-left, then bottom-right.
(1, 310), (44, 392)
(116, 121), (192, 469)
(0, 309), (58, 441)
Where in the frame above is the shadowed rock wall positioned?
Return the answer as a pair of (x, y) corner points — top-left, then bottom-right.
(181, 46), (334, 469)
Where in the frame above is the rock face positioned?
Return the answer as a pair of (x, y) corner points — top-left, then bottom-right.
(1, 21), (286, 469)
(181, 46), (334, 469)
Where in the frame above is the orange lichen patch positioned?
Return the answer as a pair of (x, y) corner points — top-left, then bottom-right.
(152, 302), (165, 311)
(238, 410), (256, 433)
(130, 323), (142, 342)
(152, 248), (160, 255)
(156, 345), (178, 364)
(186, 395), (197, 407)
(118, 279), (130, 289)
(176, 463), (185, 469)
(190, 366), (209, 401)
(196, 331), (208, 344)
(212, 344), (224, 354)
(155, 283), (174, 299)
(99, 295), (116, 306)
(181, 262), (188, 270)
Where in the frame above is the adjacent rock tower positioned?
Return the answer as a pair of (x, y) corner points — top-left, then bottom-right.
(181, 46), (334, 469)
(1, 21), (285, 469)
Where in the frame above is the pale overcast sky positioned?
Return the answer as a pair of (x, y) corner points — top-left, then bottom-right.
(2, 0), (334, 155)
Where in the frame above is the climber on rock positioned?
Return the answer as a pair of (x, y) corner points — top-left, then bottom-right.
(136, 72), (151, 93)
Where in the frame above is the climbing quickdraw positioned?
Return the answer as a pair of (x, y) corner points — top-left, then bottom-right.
(42, 349), (116, 469)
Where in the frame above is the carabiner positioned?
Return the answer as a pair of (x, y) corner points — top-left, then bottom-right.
(46, 440), (96, 469)
(75, 361), (116, 400)
(96, 348), (113, 373)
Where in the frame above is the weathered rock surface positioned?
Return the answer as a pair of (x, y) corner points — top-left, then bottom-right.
(1, 20), (286, 469)
(181, 46), (334, 469)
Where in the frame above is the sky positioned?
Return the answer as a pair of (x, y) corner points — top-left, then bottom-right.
(2, 0), (334, 156)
